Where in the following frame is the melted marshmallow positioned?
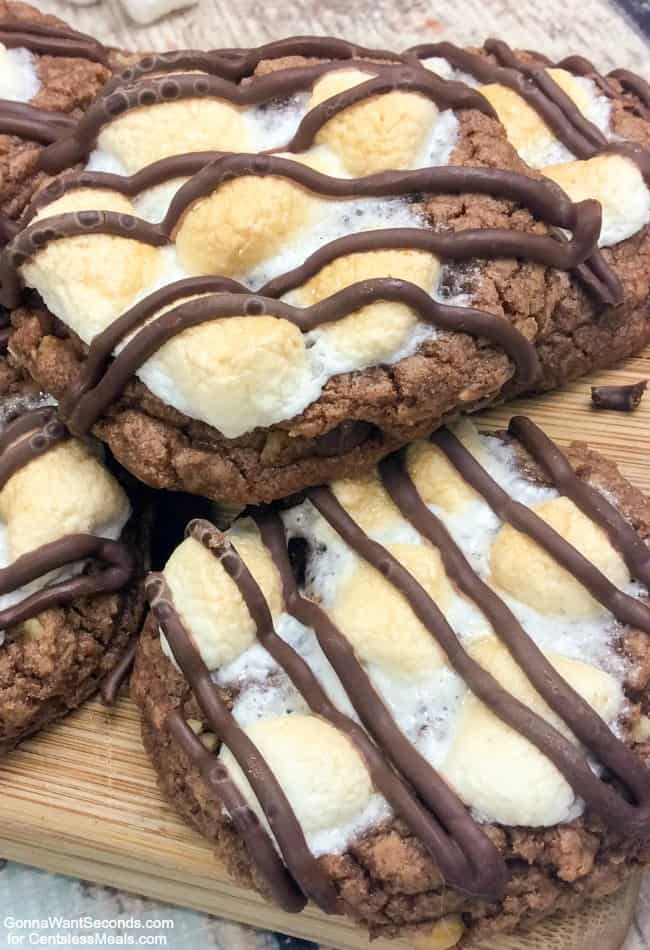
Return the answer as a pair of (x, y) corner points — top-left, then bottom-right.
(0, 44), (40, 102)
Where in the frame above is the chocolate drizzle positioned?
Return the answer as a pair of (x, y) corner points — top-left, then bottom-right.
(0, 101), (75, 145)
(38, 61), (495, 175)
(507, 416), (650, 585)
(0, 408), (133, 632)
(558, 56), (650, 122)
(3, 152), (606, 434)
(166, 707), (307, 913)
(254, 509), (508, 899)
(433, 427), (650, 635)
(101, 37), (403, 94)
(409, 39), (650, 189)
(407, 41), (607, 160)
(0, 16), (108, 65)
(0, 406), (66, 487)
(58, 278), (539, 437)
(2, 153), (601, 311)
(146, 569), (340, 914)
(146, 417), (650, 912)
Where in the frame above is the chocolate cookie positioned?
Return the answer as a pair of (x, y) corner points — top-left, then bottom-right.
(3, 37), (650, 504)
(0, 386), (147, 754)
(0, 1), (126, 242)
(132, 416), (650, 945)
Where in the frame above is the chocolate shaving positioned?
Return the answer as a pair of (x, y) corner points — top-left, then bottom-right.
(591, 380), (647, 412)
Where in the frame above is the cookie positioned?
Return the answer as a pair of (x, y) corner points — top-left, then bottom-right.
(0, 382), (147, 753)
(0, 1), (126, 243)
(132, 415), (650, 944)
(2, 36), (650, 504)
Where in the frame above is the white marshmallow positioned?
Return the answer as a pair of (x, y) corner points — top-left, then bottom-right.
(441, 637), (624, 826)
(0, 44), (40, 103)
(544, 154), (650, 247)
(219, 714), (377, 856)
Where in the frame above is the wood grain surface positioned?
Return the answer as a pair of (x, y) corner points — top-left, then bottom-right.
(4, 1), (650, 946)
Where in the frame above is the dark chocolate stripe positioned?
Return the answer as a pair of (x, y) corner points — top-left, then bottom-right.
(307, 481), (650, 835)
(407, 42), (604, 159)
(100, 638), (138, 706)
(39, 61), (494, 175)
(253, 509), (508, 899)
(432, 428), (650, 635)
(166, 708), (306, 913)
(483, 38), (607, 151)
(0, 533), (133, 629)
(412, 40), (650, 188)
(0, 100), (76, 144)
(258, 225), (599, 299)
(558, 56), (650, 120)
(609, 69), (650, 112)
(601, 141), (650, 184)
(0, 211), (167, 309)
(0, 17), (108, 65)
(60, 277), (249, 429)
(0, 216), (19, 245)
(61, 281), (539, 437)
(146, 573), (339, 914)
(101, 37), (403, 92)
(24, 153), (224, 222)
(3, 154), (600, 311)
(163, 153), (589, 233)
(380, 450), (650, 830)
(508, 416), (650, 587)
(284, 67), (496, 154)
(0, 407), (66, 488)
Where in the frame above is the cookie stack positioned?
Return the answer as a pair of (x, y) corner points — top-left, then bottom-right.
(0, 3), (649, 947)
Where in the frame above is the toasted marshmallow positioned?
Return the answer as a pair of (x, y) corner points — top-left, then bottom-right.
(175, 174), (316, 277)
(544, 154), (650, 247)
(22, 189), (160, 343)
(219, 714), (374, 839)
(332, 542), (452, 677)
(406, 419), (483, 513)
(162, 526), (283, 671)
(140, 305), (313, 438)
(297, 249), (440, 369)
(0, 439), (130, 561)
(309, 69), (439, 176)
(0, 43), (40, 102)
(331, 469), (403, 536)
(98, 98), (249, 174)
(480, 68), (609, 168)
(442, 637), (624, 826)
(490, 495), (631, 618)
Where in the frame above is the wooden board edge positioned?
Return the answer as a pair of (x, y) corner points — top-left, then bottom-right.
(0, 832), (642, 950)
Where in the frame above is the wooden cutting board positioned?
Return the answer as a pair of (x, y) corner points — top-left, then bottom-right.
(5, 5), (650, 945)
(0, 351), (648, 950)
